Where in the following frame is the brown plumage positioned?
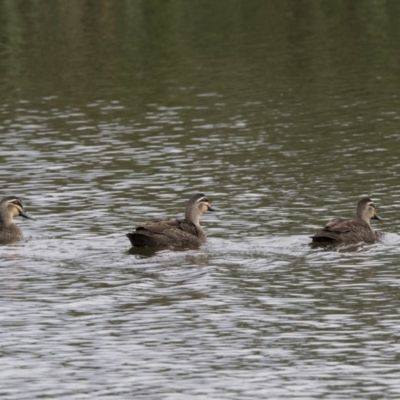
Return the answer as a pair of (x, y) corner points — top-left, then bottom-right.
(126, 193), (215, 247)
(311, 198), (381, 244)
(0, 196), (35, 243)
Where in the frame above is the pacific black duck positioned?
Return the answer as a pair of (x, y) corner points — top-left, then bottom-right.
(0, 196), (35, 243)
(311, 198), (381, 244)
(127, 193), (215, 247)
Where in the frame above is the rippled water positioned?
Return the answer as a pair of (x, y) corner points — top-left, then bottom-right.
(2, 1), (400, 399)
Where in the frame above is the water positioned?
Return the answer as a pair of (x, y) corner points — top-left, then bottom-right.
(1, 1), (400, 398)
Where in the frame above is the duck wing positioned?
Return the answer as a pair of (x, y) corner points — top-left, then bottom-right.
(311, 218), (352, 242)
(137, 218), (180, 233)
(323, 218), (351, 233)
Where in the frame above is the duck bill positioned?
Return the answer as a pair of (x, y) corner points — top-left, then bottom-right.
(208, 206), (216, 212)
(20, 211), (36, 221)
(372, 214), (382, 221)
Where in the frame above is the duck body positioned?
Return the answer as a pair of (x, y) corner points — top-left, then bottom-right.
(127, 193), (214, 248)
(311, 198), (381, 245)
(311, 218), (378, 244)
(0, 222), (24, 243)
(0, 196), (35, 243)
(127, 217), (205, 247)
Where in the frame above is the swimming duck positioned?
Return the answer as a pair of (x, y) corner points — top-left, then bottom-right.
(311, 198), (381, 244)
(0, 196), (35, 243)
(127, 193), (215, 247)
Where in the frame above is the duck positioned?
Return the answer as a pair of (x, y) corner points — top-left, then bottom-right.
(127, 193), (215, 247)
(0, 196), (35, 243)
(311, 198), (381, 244)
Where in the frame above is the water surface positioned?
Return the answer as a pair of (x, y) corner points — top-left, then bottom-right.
(1, 1), (400, 399)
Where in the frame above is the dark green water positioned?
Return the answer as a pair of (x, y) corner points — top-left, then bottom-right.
(1, 1), (400, 399)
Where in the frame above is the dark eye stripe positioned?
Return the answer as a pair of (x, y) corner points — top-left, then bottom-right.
(10, 199), (23, 208)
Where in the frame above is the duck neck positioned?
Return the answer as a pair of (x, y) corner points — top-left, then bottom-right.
(356, 209), (372, 226)
(185, 205), (201, 226)
(184, 207), (206, 239)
